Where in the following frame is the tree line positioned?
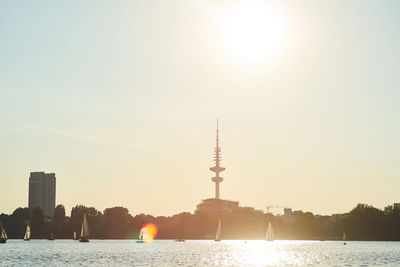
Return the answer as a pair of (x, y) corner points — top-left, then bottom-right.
(1, 203), (400, 240)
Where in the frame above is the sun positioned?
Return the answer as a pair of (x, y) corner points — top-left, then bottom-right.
(218, 2), (287, 64)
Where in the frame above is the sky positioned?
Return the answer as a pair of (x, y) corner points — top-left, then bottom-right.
(1, 0), (400, 217)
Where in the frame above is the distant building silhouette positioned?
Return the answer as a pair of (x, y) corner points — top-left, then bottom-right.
(195, 121), (240, 215)
(279, 208), (296, 224)
(28, 172), (56, 218)
(195, 198), (239, 215)
(210, 120), (224, 199)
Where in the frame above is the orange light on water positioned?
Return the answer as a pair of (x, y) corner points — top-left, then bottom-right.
(141, 223), (158, 243)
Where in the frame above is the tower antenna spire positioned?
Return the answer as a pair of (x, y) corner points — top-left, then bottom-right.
(210, 119), (225, 199)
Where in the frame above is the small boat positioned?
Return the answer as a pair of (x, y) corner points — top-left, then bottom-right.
(174, 238), (185, 242)
(0, 222), (7, 244)
(343, 232), (347, 245)
(215, 219), (221, 242)
(79, 213), (90, 242)
(73, 231), (78, 240)
(24, 225), (31, 241)
(265, 222), (274, 241)
(48, 232), (55, 240)
(136, 227), (147, 243)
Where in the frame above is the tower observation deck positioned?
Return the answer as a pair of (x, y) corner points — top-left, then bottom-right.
(194, 121), (240, 215)
(210, 120), (225, 199)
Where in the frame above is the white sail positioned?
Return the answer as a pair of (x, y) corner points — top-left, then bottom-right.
(74, 231), (77, 240)
(215, 220), (221, 241)
(139, 227), (148, 240)
(265, 222), (274, 241)
(81, 213), (90, 238)
(0, 223), (6, 239)
(24, 225), (31, 240)
(342, 232), (346, 241)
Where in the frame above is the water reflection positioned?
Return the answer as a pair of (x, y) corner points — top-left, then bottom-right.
(1, 240), (400, 266)
(205, 240), (323, 266)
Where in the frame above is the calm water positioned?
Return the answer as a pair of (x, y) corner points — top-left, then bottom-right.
(1, 240), (400, 266)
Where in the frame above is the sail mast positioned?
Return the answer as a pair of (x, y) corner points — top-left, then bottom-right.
(81, 213), (90, 238)
(24, 225), (31, 240)
(266, 222), (274, 241)
(79, 213), (90, 242)
(0, 222), (5, 239)
(215, 219), (221, 241)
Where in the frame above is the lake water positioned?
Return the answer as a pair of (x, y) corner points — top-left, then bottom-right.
(1, 240), (400, 266)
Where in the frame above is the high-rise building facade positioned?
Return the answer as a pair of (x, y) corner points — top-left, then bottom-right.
(28, 172), (56, 218)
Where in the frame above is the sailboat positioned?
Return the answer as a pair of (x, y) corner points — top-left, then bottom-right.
(215, 219), (221, 242)
(136, 227), (147, 243)
(24, 225), (31, 241)
(48, 232), (55, 241)
(265, 222), (274, 241)
(79, 213), (90, 242)
(0, 222), (7, 243)
(342, 232), (347, 241)
(73, 231), (78, 240)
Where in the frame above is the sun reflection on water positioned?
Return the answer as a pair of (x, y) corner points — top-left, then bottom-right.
(206, 240), (324, 266)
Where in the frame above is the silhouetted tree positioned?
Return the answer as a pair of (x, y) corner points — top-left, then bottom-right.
(71, 205), (103, 238)
(3, 203), (400, 240)
(7, 207), (31, 239)
(54, 204), (66, 222)
(103, 207), (135, 238)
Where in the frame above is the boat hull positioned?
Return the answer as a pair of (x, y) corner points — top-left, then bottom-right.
(0, 239), (6, 244)
(79, 238), (89, 242)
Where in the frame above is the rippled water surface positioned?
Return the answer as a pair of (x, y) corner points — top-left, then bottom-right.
(1, 240), (400, 266)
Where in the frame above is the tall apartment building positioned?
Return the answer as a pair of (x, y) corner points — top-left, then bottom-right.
(28, 172), (56, 218)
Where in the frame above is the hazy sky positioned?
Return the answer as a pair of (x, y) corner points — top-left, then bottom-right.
(1, 0), (400, 216)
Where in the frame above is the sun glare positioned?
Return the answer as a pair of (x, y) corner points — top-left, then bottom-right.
(140, 223), (158, 243)
(218, 2), (287, 63)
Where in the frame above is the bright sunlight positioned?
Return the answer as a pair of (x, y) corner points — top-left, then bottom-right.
(218, 2), (287, 63)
